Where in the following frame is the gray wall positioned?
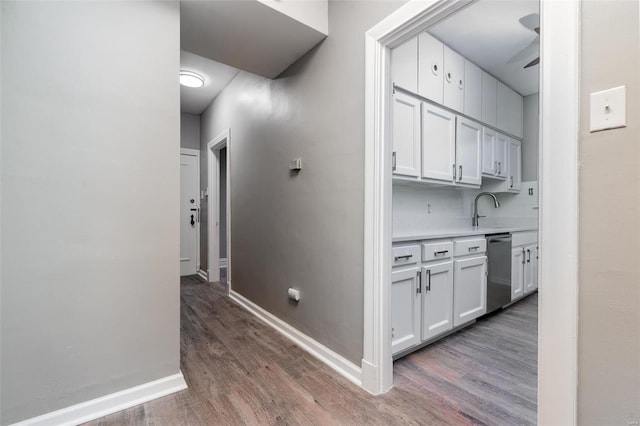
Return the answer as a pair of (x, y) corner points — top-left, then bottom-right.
(0, 2), (180, 424)
(200, 0), (404, 364)
(578, 0), (640, 423)
(180, 112), (201, 150)
(521, 93), (539, 182)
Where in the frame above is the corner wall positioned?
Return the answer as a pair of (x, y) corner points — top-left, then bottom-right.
(0, 2), (181, 424)
(578, 0), (640, 423)
(199, 0), (404, 365)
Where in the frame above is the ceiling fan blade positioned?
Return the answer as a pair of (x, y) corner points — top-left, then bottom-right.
(507, 38), (539, 64)
(519, 13), (540, 31)
(524, 57), (540, 69)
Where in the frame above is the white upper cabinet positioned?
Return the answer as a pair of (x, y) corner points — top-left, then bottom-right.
(481, 127), (497, 176)
(391, 35), (418, 93)
(456, 117), (482, 186)
(481, 72), (498, 127)
(421, 103), (456, 183)
(495, 132), (508, 178)
(508, 138), (522, 191)
(443, 46), (464, 112)
(497, 81), (524, 138)
(418, 32), (444, 104)
(463, 60), (482, 121)
(392, 92), (421, 178)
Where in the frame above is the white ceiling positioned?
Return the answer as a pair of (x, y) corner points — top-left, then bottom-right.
(429, 0), (540, 96)
(180, 51), (239, 115)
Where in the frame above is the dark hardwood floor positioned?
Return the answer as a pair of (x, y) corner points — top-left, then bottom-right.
(85, 275), (537, 426)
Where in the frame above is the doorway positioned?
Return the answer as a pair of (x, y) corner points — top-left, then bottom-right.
(180, 148), (201, 276)
(362, 0), (579, 423)
(207, 129), (231, 284)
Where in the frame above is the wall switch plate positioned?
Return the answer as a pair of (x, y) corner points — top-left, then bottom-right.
(590, 86), (626, 132)
(289, 158), (302, 171)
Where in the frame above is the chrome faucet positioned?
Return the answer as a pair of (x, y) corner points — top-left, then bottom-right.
(473, 192), (500, 227)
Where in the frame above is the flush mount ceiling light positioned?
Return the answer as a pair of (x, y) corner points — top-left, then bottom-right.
(179, 70), (205, 88)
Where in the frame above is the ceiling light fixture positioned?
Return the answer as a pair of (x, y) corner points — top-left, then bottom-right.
(179, 70), (205, 88)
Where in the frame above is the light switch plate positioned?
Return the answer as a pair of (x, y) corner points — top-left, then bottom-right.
(590, 86), (626, 132)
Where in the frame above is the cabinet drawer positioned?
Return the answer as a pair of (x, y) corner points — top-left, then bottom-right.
(453, 238), (486, 256)
(392, 245), (421, 267)
(422, 241), (453, 262)
(512, 231), (537, 247)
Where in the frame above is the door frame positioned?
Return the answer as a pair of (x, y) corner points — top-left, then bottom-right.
(180, 148), (201, 275)
(362, 1), (579, 424)
(207, 129), (231, 285)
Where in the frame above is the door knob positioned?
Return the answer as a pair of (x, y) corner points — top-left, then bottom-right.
(190, 215), (195, 226)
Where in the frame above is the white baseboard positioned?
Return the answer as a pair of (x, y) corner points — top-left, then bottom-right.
(219, 258), (228, 268)
(10, 372), (187, 426)
(229, 290), (362, 387)
(197, 269), (208, 282)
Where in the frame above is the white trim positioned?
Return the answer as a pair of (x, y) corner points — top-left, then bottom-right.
(229, 290), (362, 387)
(197, 269), (208, 281)
(9, 372), (187, 426)
(180, 148), (201, 273)
(219, 258), (228, 268)
(363, 0), (580, 420)
(206, 129), (231, 285)
(537, 1), (579, 424)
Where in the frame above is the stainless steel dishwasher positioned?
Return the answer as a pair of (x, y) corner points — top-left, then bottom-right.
(486, 233), (512, 313)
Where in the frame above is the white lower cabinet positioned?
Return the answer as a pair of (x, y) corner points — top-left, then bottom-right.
(511, 247), (524, 300)
(421, 261), (454, 340)
(391, 267), (421, 355)
(453, 256), (487, 327)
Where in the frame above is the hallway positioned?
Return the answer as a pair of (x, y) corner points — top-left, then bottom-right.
(85, 277), (537, 425)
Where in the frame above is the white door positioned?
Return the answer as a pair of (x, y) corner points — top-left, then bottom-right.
(463, 60), (482, 121)
(443, 46), (464, 111)
(180, 152), (199, 276)
(453, 256), (487, 327)
(421, 103), (456, 182)
(421, 261), (454, 341)
(391, 268), (421, 355)
(481, 71), (498, 127)
(481, 127), (497, 176)
(417, 32), (443, 103)
(508, 139), (522, 192)
(495, 132), (509, 178)
(456, 117), (482, 186)
(511, 247), (524, 300)
(524, 244), (537, 294)
(392, 92), (421, 178)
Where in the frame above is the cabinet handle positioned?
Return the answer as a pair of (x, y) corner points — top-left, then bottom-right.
(426, 269), (431, 291)
(498, 162), (502, 175)
(431, 62), (439, 76)
(446, 72), (452, 83)
(494, 160), (497, 173)
(527, 249), (531, 263)
(522, 248), (526, 264)
(434, 250), (449, 256)
(452, 163), (456, 180)
(458, 165), (463, 181)
(510, 176), (514, 188)
(458, 79), (464, 90)
(417, 270), (422, 294)
(468, 246), (480, 251)
(392, 151), (397, 171)
(394, 254), (413, 261)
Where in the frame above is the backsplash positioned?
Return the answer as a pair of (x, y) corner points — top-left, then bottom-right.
(393, 181), (539, 236)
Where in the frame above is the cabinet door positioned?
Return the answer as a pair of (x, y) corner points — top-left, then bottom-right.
(481, 127), (496, 176)
(453, 256), (487, 327)
(495, 132), (508, 178)
(463, 60), (482, 120)
(507, 139), (521, 192)
(421, 103), (456, 182)
(456, 117), (482, 186)
(443, 46), (464, 112)
(391, 268), (422, 355)
(391, 35), (418, 93)
(511, 248), (524, 300)
(422, 261), (454, 341)
(497, 82), (524, 137)
(392, 92), (421, 178)
(524, 244), (538, 294)
(481, 72), (498, 127)
(532, 246), (539, 291)
(418, 32), (444, 104)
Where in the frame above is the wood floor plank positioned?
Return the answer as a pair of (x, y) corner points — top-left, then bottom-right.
(83, 276), (537, 425)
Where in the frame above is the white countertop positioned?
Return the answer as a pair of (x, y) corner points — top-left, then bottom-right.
(392, 226), (538, 243)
